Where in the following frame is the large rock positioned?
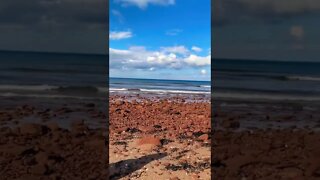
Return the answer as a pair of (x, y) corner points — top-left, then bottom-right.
(136, 136), (161, 146)
(19, 123), (47, 136)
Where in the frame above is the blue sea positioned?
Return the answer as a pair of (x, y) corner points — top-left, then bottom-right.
(0, 51), (210, 99)
(0, 51), (108, 99)
(109, 78), (211, 95)
(213, 59), (320, 101)
(2, 51), (319, 101)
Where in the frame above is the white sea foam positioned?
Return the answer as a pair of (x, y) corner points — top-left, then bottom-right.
(140, 88), (210, 94)
(0, 84), (56, 91)
(287, 75), (320, 82)
(214, 92), (320, 101)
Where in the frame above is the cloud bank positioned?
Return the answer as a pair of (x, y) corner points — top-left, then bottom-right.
(116, 0), (175, 9)
(110, 45), (210, 70)
(110, 30), (132, 40)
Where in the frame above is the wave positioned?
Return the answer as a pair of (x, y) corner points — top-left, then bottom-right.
(214, 92), (320, 101)
(0, 84), (56, 91)
(139, 89), (210, 94)
(109, 88), (128, 92)
(217, 72), (320, 82)
(0, 84), (108, 94)
(200, 85), (211, 88)
(52, 86), (99, 94)
(284, 76), (320, 82)
(0, 92), (104, 100)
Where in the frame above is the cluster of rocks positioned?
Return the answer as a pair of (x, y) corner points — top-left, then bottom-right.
(109, 96), (211, 179)
(109, 97), (211, 141)
(0, 122), (107, 179)
(0, 101), (108, 179)
(212, 100), (320, 179)
(212, 129), (320, 179)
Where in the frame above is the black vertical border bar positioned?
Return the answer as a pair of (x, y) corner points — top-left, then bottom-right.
(210, 0), (214, 178)
(106, 0), (110, 178)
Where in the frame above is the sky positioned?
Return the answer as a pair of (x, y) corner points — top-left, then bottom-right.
(213, 0), (320, 62)
(109, 0), (211, 81)
(0, 0), (107, 54)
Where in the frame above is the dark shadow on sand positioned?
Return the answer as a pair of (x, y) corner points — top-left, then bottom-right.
(109, 153), (167, 180)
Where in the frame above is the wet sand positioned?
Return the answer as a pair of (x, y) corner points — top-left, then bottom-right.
(0, 97), (107, 179)
(109, 95), (211, 180)
(212, 99), (320, 179)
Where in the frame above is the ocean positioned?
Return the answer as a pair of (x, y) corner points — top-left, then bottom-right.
(213, 59), (320, 101)
(0, 51), (108, 99)
(0, 51), (210, 99)
(2, 51), (319, 102)
(110, 78), (211, 95)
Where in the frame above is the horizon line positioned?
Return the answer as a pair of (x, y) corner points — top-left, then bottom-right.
(0, 49), (107, 56)
(110, 76), (211, 82)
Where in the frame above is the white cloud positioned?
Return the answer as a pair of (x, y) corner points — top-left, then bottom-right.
(200, 69), (207, 75)
(166, 29), (182, 36)
(109, 31), (132, 40)
(161, 45), (189, 55)
(111, 9), (124, 23)
(191, 46), (202, 52)
(184, 54), (211, 66)
(110, 46), (210, 70)
(116, 0), (175, 9)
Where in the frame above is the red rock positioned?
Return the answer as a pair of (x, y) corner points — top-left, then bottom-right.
(138, 126), (154, 132)
(114, 100), (124, 106)
(30, 163), (47, 175)
(19, 123), (46, 136)
(136, 136), (161, 146)
(198, 134), (209, 141)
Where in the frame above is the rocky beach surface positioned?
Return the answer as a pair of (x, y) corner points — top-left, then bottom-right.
(109, 95), (211, 180)
(212, 99), (320, 179)
(0, 97), (108, 179)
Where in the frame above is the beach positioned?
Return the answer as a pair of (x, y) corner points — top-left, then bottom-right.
(211, 59), (320, 179)
(0, 51), (108, 179)
(0, 96), (108, 179)
(109, 94), (211, 179)
(212, 98), (320, 179)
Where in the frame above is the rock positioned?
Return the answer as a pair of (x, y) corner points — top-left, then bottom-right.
(30, 164), (47, 175)
(35, 152), (49, 165)
(186, 132), (193, 137)
(46, 122), (60, 131)
(114, 100), (124, 106)
(138, 126), (154, 133)
(19, 123), (47, 136)
(136, 136), (161, 146)
(277, 167), (303, 178)
(198, 134), (209, 141)
(153, 124), (162, 129)
(313, 167), (320, 177)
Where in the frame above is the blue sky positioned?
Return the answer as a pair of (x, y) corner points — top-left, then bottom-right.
(109, 0), (211, 81)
